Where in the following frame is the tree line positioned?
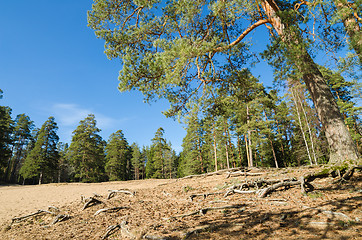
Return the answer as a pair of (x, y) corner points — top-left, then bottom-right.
(0, 95), (179, 184)
(1, 64), (361, 185)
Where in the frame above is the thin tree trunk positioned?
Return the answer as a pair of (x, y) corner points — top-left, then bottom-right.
(246, 105), (253, 167)
(212, 122), (218, 172)
(261, 0), (359, 163)
(39, 171), (43, 185)
(245, 135), (250, 167)
(296, 91), (318, 165)
(264, 111), (279, 168)
(291, 89), (313, 165)
(237, 135), (243, 167)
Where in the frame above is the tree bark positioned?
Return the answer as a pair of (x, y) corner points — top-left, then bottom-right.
(261, 0), (359, 163)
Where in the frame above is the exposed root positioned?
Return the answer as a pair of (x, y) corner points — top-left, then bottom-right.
(302, 206), (352, 221)
(101, 224), (121, 239)
(226, 171), (263, 178)
(180, 167), (244, 179)
(11, 209), (56, 224)
(107, 189), (135, 199)
(51, 214), (71, 225)
(82, 196), (103, 210)
(257, 180), (301, 198)
(94, 207), (129, 216)
(189, 192), (225, 201)
(163, 204), (245, 220)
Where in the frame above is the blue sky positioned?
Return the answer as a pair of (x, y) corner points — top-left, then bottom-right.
(0, 0), (274, 153)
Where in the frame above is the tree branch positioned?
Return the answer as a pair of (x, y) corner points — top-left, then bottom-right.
(213, 19), (270, 52)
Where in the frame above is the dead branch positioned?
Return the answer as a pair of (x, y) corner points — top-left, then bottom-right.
(82, 196), (103, 210)
(257, 180), (301, 198)
(107, 189), (135, 199)
(51, 214), (71, 225)
(94, 207), (129, 216)
(11, 209), (56, 224)
(163, 204), (245, 220)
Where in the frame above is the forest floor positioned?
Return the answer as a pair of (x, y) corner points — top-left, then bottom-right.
(1, 166), (362, 240)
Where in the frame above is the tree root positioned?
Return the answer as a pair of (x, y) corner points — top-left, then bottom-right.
(189, 192), (225, 201)
(180, 167), (244, 179)
(11, 209), (56, 224)
(82, 196), (103, 210)
(257, 180), (301, 198)
(226, 171), (263, 178)
(302, 206), (352, 221)
(94, 206), (129, 216)
(163, 204), (245, 220)
(51, 214), (71, 225)
(107, 189), (135, 199)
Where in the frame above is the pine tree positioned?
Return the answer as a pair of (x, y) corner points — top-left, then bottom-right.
(88, 0), (360, 164)
(19, 117), (59, 184)
(0, 105), (13, 179)
(57, 142), (71, 182)
(6, 114), (34, 183)
(67, 114), (106, 183)
(105, 130), (132, 181)
(131, 143), (144, 180)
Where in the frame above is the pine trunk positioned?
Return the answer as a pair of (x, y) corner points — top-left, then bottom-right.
(261, 0), (359, 164)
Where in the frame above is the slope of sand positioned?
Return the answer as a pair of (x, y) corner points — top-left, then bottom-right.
(0, 179), (171, 224)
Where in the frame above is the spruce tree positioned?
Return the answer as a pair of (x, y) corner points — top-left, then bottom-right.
(105, 130), (132, 181)
(67, 114), (106, 183)
(19, 117), (59, 184)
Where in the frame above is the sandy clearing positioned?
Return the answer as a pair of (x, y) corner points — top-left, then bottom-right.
(0, 179), (172, 224)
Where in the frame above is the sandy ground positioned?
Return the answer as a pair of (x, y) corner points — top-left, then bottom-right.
(1, 167), (362, 239)
(0, 179), (171, 224)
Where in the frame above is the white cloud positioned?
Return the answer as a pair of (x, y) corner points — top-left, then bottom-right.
(51, 103), (130, 143)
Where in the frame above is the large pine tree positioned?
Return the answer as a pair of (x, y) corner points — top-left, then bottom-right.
(88, 0), (360, 164)
(105, 130), (132, 181)
(6, 114), (34, 183)
(68, 114), (106, 182)
(19, 117), (59, 184)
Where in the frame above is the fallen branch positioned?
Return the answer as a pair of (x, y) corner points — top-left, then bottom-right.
(107, 189), (135, 199)
(94, 207), (129, 216)
(11, 209), (56, 224)
(82, 196), (103, 210)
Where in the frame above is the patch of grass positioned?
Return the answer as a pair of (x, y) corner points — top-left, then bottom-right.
(183, 185), (194, 193)
(307, 191), (323, 199)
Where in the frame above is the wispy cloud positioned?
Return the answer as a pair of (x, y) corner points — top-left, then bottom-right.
(50, 103), (130, 143)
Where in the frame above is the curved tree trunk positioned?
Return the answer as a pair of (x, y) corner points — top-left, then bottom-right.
(261, 0), (359, 163)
